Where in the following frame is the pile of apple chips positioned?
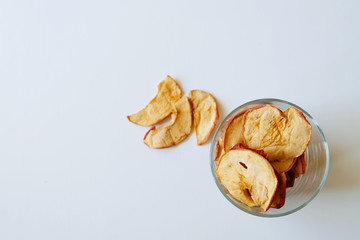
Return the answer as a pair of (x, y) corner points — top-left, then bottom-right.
(127, 75), (219, 148)
(214, 104), (312, 212)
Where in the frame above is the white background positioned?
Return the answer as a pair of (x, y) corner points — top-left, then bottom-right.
(0, 1), (359, 239)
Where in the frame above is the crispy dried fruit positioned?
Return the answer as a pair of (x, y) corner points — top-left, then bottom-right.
(271, 158), (297, 173)
(243, 105), (312, 162)
(223, 112), (246, 151)
(143, 97), (192, 148)
(222, 105), (265, 152)
(127, 75), (182, 126)
(216, 149), (278, 212)
(271, 172), (287, 209)
(189, 90), (219, 145)
(230, 143), (268, 159)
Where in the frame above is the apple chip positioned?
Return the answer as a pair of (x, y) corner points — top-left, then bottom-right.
(231, 143), (268, 159)
(127, 75), (182, 126)
(222, 106), (265, 151)
(271, 172), (287, 209)
(216, 149), (278, 212)
(143, 97), (192, 149)
(243, 105), (312, 162)
(222, 112), (246, 151)
(271, 158), (296, 173)
(189, 90), (219, 145)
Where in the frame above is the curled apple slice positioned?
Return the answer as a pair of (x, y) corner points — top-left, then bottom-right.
(143, 97), (192, 149)
(215, 149), (278, 212)
(222, 112), (246, 151)
(243, 105), (312, 162)
(222, 105), (265, 152)
(127, 75), (182, 126)
(189, 90), (219, 145)
(213, 139), (225, 163)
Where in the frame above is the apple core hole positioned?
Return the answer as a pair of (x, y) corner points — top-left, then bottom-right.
(239, 162), (248, 169)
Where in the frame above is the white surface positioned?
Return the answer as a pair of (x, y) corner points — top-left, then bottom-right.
(0, 0), (359, 239)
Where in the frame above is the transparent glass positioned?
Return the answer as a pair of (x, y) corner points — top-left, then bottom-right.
(210, 99), (330, 217)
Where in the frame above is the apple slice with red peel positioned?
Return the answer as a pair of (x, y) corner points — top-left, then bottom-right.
(222, 111), (246, 151)
(143, 97), (192, 148)
(222, 105), (265, 151)
(127, 75), (182, 126)
(189, 90), (219, 145)
(271, 172), (287, 209)
(243, 105), (312, 162)
(231, 143), (268, 159)
(215, 149), (278, 212)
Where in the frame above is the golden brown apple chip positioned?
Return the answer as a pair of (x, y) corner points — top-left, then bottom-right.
(189, 90), (219, 145)
(271, 172), (287, 209)
(222, 112), (246, 151)
(127, 75), (182, 126)
(243, 105), (312, 162)
(143, 97), (192, 149)
(216, 149), (278, 212)
(222, 106), (265, 152)
(271, 158), (297, 173)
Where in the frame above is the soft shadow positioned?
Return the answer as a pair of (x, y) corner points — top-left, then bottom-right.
(322, 137), (360, 192)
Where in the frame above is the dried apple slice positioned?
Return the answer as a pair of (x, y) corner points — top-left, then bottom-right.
(127, 75), (182, 126)
(281, 107), (312, 159)
(215, 149), (278, 212)
(271, 158), (297, 173)
(243, 105), (312, 162)
(143, 97), (192, 149)
(189, 90), (219, 145)
(231, 143), (268, 159)
(222, 105), (265, 151)
(222, 112), (246, 151)
(271, 172), (287, 209)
